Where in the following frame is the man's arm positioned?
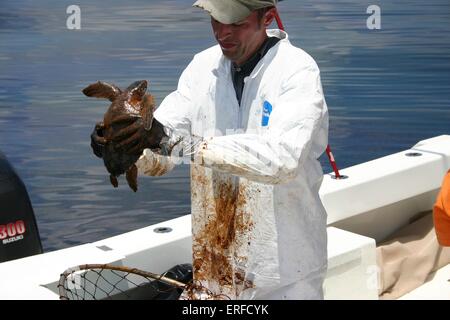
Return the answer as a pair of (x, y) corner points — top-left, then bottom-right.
(197, 62), (329, 185)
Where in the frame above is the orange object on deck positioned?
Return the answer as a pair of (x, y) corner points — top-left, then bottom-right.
(433, 170), (450, 246)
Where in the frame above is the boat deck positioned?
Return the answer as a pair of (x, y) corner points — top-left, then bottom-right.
(400, 263), (450, 300)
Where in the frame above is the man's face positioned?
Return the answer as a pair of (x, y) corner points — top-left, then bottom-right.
(211, 11), (268, 66)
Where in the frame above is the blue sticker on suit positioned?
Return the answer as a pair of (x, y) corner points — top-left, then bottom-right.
(261, 101), (273, 127)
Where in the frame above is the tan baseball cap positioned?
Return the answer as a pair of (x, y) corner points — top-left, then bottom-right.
(193, 0), (278, 24)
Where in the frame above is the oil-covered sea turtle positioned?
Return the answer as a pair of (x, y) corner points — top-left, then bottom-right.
(82, 80), (155, 192)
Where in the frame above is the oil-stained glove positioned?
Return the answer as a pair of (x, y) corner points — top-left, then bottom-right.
(135, 149), (175, 177)
(111, 116), (170, 156)
(90, 121), (107, 158)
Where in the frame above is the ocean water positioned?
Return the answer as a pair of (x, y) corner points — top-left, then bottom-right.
(0, 0), (449, 251)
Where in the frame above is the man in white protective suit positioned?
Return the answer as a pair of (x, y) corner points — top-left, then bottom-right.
(90, 0), (329, 300)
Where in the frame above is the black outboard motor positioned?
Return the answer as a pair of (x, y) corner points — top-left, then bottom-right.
(0, 150), (43, 263)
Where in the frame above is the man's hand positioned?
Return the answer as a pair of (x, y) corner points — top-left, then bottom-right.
(111, 116), (169, 156)
(135, 149), (175, 177)
(90, 121), (106, 158)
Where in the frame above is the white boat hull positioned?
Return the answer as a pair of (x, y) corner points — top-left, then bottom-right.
(1, 135), (449, 300)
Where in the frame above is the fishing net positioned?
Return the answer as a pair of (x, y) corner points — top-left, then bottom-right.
(58, 264), (230, 300)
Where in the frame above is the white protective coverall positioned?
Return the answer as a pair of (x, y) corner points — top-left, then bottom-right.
(136, 29), (329, 300)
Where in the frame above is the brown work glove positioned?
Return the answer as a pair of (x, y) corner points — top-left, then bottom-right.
(109, 116), (169, 156)
(89, 116), (169, 158)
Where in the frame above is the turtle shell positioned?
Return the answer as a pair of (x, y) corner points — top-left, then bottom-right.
(83, 80), (155, 191)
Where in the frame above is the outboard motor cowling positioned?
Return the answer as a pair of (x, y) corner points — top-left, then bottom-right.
(0, 151), (43, 263)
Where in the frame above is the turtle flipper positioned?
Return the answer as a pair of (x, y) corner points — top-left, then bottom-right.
(83, 81), (122, 102)
(110, 175), (119, 188)
(126, 164), (138, 192)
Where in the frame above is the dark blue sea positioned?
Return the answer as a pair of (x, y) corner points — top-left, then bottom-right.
(0, 0), (449, 251)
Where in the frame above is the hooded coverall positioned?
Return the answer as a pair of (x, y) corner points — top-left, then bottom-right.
(137, 29), (329, 299)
